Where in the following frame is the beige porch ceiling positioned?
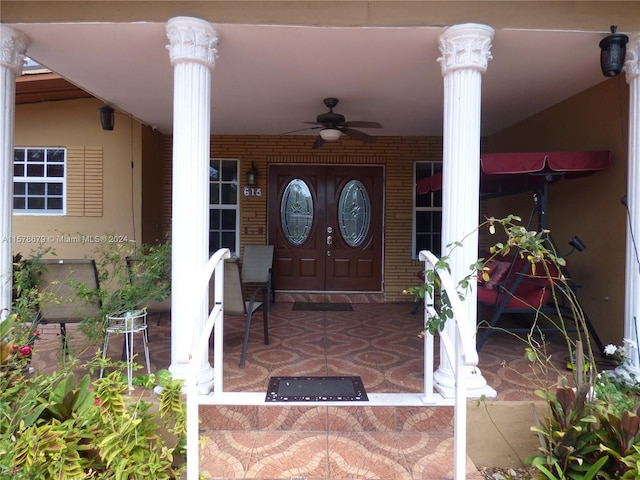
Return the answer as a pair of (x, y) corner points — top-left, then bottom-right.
(8, 22), (608, 137)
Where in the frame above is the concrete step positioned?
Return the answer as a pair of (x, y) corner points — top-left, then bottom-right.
(199, 403), (454, 433)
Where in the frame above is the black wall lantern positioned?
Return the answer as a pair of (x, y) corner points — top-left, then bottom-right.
(99, 105), (115, 131)
(246, 162), (259, 186)
(599, 25), (628, 77)
(568, 235), (586, 253)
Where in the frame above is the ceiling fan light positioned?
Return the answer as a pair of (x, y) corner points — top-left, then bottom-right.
(319, 128), (341, 141)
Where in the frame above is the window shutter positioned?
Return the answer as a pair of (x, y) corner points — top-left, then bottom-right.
(66, 146), (103, 217)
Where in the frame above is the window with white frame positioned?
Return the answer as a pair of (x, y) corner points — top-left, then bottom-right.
(209, 158), (239, 256)
(13, 147), (66, 214)
(413, 161), (442, 258)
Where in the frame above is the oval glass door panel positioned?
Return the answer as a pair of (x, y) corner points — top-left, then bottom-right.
(281, 179), (314, 246)
(338, 180), (370, 247)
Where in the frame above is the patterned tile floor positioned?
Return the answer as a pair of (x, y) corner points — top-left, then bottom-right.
(30, 302), (574, 480)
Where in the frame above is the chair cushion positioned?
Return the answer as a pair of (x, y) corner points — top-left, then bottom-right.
(479, 260), (511, 289)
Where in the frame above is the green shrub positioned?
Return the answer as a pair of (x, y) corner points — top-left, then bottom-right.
(0, 319), (185, 479)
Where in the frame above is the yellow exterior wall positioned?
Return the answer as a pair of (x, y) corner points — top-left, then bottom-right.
(13, 97), (144, 258)
(487, 78), (628, 346)
(13, 80), (630, 323)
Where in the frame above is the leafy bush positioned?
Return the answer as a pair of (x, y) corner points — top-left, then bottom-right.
(407, 215), (640, 479)
(0, 322), (185, 479)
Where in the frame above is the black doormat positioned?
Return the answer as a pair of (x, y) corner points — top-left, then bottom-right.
(266, 376), (368, 402)
(292, 302), (353, 311)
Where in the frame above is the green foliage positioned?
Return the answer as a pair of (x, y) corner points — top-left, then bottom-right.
(594, 371), (640, 418)
(94, 240), (171, 317)
(0, 319), (186, 479)
(406, 214), (640, 479)
(528, 384), (602, 478)
(404, 247), (480, 335)
(6, 247), (56, 360)
(69, 238), (171, 343)
(11, 246), (54, 322)
(476, 217), (640, 479)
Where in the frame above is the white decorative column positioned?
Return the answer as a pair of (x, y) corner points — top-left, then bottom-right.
(434, 23), (496, 398)
(166, 17), (218, 391)
(622, 34), (640, 377)
(0, 26), (28, 322)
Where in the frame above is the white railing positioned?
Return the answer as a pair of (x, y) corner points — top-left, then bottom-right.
(180, 248), (478, 480)
(419, 249), (479, 480)
(179, 247), (230, 480)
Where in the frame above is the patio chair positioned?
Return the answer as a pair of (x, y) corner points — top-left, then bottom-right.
(240, 244), (274, 311)
(126, 256), (171, 325)
(36, 258), (102, 352)
(476, 252), (604, 352)
(221, 258), (269, 368)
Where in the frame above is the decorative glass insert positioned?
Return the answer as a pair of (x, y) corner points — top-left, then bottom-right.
(338, 180), (370, 247)
(281, 179), (313, 246)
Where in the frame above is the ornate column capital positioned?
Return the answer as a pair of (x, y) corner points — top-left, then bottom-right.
(438, 23), (494, 76)
(166, 17), (218, 69)
(624, 34), (640, 82)
(0, 25), (29, 75)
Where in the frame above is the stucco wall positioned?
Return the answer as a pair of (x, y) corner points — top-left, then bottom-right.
(4, 1), (640, 32)
(487, 78), (628, 346)
(13, 97), (143, 259)
(13, 83), (629, 329)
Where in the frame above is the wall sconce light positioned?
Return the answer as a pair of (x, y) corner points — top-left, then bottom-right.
(565, 235), (587, 256)
(246, 162), (258, 186)
(599, 25), (628, 77)
(99, 105), (115, 131)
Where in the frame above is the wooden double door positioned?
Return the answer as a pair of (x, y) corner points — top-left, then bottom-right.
(268, 165), (383, 292)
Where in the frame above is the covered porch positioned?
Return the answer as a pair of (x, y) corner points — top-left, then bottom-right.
(30, 301), (575, 479)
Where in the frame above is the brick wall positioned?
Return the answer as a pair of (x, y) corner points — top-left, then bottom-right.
(160, 134), (449, 302)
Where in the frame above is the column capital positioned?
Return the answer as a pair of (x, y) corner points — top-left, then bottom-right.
(624, 34), (640, 82)
(438, 23), (494, 76)
(166, 17), (218, 69)
(0, 25), (29, 75)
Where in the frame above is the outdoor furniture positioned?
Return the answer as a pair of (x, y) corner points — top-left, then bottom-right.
(100, 309), (151, 391)
(240, 245), (274, 311)
(222, 258), (269, 368)
(476, 252), (604, 352)
(36, 258), (102, 352)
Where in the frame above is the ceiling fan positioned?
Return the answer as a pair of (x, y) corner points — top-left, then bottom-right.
(289, 97), (383, 149)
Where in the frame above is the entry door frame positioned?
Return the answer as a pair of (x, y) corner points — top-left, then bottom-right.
(268, 163), (385, 293)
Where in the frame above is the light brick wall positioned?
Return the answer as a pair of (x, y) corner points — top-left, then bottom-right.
(160, 134), (453, 302)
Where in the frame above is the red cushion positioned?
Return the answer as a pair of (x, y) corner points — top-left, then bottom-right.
(481, 260), (511, 289)
(478, 254), (558, 309)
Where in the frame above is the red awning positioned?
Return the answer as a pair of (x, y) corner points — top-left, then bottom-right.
(416, 151), (612, 197)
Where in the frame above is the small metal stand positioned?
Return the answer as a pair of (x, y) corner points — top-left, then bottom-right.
(100, 309), (151, 392)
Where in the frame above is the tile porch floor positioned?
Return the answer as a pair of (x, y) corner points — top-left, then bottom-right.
(30, 302), (576, 480)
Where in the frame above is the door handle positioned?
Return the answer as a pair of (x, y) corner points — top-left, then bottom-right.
(326, 235), (332, 256)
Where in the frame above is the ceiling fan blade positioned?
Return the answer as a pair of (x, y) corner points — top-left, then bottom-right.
(342, 121), (383, 129)
(312, 135), (326, 149)
(342, 128), (376, 144)
(281, 125), (321, 135)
